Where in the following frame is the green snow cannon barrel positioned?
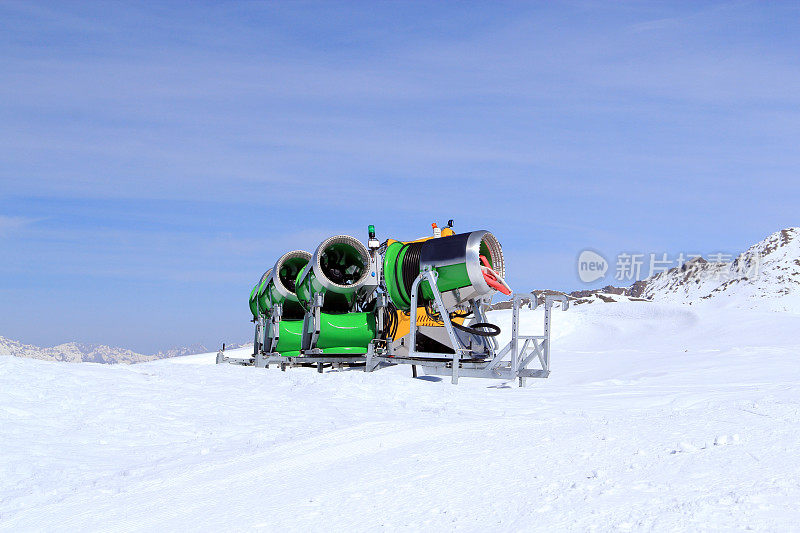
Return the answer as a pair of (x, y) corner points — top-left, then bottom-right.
(308, 312), (378, 356)
(249, 269), (272, 318)
(260, 250), (311, 319)
(265, 313), (376, 357)
(295, 235), (372, 313)
(384, 230), (505, 311)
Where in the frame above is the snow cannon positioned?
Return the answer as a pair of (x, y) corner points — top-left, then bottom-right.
(384, 230), (507, 311)
(261, 250), (311, 319)
(254, 251), (311, 356)
(291, 235), (376, 355)
(295, 235), (372, 313)
(231, 221), (568, 387)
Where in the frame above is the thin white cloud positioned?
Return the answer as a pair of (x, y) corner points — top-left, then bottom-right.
(0, 215), (40, 237)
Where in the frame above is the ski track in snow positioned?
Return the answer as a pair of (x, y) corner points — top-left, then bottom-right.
(2, 303), (800, 531)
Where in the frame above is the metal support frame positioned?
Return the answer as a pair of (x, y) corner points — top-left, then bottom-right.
(364, 341), (381, 373)
(301, 293), (325, 353)
(405, 269), (472, 384)
(253, 318), (261, 356)
(366, 271), (568, 386)
(258, 303), (281, 354)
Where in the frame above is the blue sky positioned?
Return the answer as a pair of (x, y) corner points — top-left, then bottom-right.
(1, 1), (798, 353)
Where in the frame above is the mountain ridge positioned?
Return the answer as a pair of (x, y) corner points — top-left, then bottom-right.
(575, 227), (800, 309)
(0, 337), (251, 364)
(493, 227), (800, 310)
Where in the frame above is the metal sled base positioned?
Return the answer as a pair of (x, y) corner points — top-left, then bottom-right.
(216, 351), (254, 366)
(216, 350), (367, 371)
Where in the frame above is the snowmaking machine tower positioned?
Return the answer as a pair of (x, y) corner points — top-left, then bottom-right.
(224, 222), (568, 386)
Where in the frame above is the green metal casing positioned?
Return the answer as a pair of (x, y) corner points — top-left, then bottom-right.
(295, 262), (319, 305)
(261, 278), (302, 310)
(295, 263), (357, 311)
(256, 277), (272, 313)
(249, 284), (260, 317)
(250, 270), (273, 317)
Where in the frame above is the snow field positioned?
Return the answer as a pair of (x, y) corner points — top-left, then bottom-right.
(2, 302), (800, 531)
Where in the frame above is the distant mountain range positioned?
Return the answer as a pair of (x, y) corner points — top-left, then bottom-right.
(152, 343), (212, 359)
(0, 337), (251, 365)
(150, 342), (252, 359)
(627, 227), (800, 311)
(0, 337), (159, 364)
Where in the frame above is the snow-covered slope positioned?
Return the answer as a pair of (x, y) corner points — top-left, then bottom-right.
(569, 292), (650, 305)
(561, 228), (800, 312)
(2, 302), (799, 531)
(641, 228), (800, 311)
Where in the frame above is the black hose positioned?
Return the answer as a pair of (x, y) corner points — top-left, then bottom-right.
(424, 305), (502, 338)
(380, 300), (400, 340)
(391, 303), (399, 339)
(451, 321), (501, 337)
(381, 302), (393, 339)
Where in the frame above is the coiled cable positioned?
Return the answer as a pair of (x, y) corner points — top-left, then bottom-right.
(396, 242), (424, 300)
(451, 321), (501, 337)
